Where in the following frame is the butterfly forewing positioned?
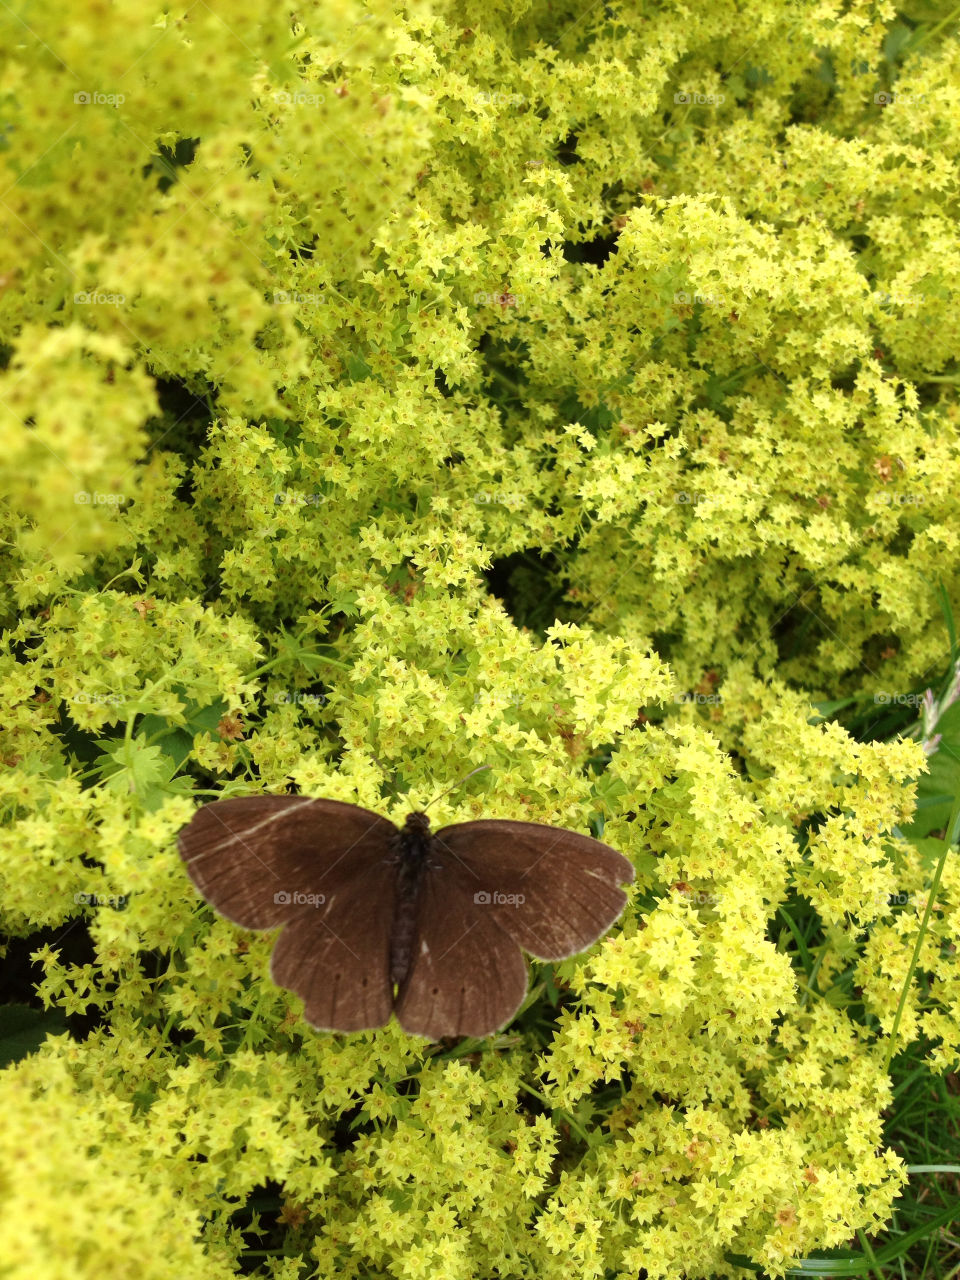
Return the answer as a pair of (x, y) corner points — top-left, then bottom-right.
(176, 795), (397, 928)
(429, 819), (635, 961)
(394, 857), (528, 1040)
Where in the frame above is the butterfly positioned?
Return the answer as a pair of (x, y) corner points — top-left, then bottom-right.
(176, 795), (635, 1040)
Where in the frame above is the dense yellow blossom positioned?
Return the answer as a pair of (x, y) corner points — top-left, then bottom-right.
(1, 1), (958, 1278)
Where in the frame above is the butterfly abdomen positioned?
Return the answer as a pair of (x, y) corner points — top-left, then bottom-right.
(388, 812), (433, 987)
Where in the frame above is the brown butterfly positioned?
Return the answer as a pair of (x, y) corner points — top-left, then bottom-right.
(176, 796), (635, 1040)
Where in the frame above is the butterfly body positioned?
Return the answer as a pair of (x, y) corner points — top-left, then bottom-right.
(389, 811), (441, 986)
(177, 795), (635, 1040)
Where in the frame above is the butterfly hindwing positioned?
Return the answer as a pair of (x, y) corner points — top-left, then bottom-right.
(269, 856), (397, 1032)
(428, 819), (635, 961)
(394, 856), (528, 1040)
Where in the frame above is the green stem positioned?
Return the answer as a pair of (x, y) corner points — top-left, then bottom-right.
(240, 1251), (301, 1258)
(882, 839), (952, 1074)
(712, 362), (766, 394)
(854, 1228), (885, 1280)
(247, 648), (349, 679)
(99, 573), (128, 592)
(120, 665), (186, 792)
(909, 4), (960, 53)
(777, 905), (810, 968)
(517, 1080), (592, 1144)
(241, 984), (270, 1049)
(800, 950), (825, 1007)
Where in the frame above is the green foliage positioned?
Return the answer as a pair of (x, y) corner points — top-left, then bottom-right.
(1, 1), (959, 1277)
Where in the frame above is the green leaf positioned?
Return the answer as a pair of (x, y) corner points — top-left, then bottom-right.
(141, 772), (195, 812)
(903, 708), (960, 837)
(814, 51), (835, 87)
(135, 721), (195, 770)
(98, 737), (166, 790)
(935, 579), (957, 671)
(97, 734), (193, 810)
(808, 697), (861, 722)
(0, 1004), (68, 1067)
(327, 589), (360, 618)
(906, 835), (951, 872)
(883, 20), (918, 65)
(345, 353), (373, 381)
(184, 698), (230, 734)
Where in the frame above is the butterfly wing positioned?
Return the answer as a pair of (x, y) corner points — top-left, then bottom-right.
(393, 855), (528, 1040)
(177, 795), (399, 1031)
(269, 854), (398, 1032)
(428, 819), (634, 961)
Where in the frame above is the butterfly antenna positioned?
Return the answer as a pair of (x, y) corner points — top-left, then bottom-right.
(422, 765), (492, 813)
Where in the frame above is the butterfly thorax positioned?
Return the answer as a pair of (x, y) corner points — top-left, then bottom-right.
(402, 811), (431, 838)
(389, 812), (434, 987)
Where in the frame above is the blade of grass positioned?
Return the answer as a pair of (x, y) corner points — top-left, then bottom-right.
(854, 1228), (885, 1280)
(725, 1200), (959, 1274)
(882, 799), (959, 1075)
(777, 905), (812, 970)
(936, 579), (958, 670)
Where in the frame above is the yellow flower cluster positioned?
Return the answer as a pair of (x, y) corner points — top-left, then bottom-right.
(1, 1), (958, 1277)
